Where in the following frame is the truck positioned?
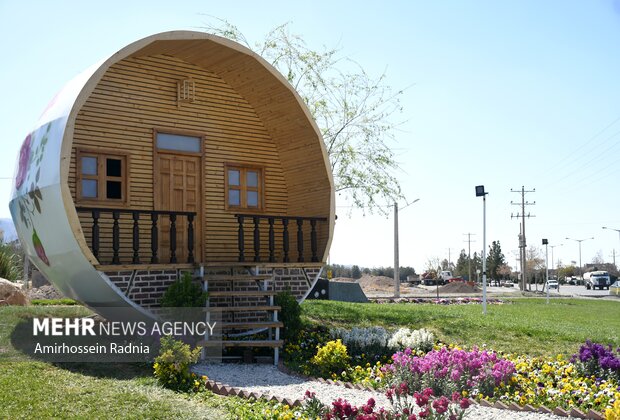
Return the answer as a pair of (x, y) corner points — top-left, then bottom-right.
(584, 271), (611, 290)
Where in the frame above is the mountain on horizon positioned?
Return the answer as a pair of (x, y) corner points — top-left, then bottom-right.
(0, 218), (18, 243)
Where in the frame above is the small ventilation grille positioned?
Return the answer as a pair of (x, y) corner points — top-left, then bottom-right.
(177, 78), (196, 107)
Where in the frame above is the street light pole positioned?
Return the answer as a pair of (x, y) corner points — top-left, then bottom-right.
(475, 186), (488, 315)
(543, 239), (549, 303)
(566, 237), (594, 280)
(551, 244), (564, 293)
(602, 227), (620, 270)
(394, 199), (420, 298)
(394, 202), (400, 298)
(550, 244), (563, 280)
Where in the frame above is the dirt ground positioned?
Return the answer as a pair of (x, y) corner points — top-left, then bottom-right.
(331, 274), (518, 298)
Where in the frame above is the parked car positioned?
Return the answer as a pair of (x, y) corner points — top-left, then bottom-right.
(544, 280), (559, 291)
(610, 280), (620, 296)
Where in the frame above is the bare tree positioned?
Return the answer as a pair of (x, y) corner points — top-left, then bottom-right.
(591, 250), (605, 265)
(202, 19), (406, 214)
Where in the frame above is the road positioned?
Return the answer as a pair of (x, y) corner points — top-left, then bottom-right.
(515, 284), (613, 298)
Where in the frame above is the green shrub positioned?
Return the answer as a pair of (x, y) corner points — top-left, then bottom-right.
(310, 339), (351, 378)
(0, 243), (21, 281)
(153, 336), (201, 391)
(275, 290), (301, 341)
(160, 271), (207, 307)
(31, 299), (78, 306)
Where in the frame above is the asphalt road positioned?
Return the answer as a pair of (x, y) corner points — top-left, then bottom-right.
(516, 284), (613, 298)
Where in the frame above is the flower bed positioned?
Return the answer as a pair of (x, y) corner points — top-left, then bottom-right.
(371, 297), (506, 305)
(152, 327), (620, 418)
(281, 326), (620, 417)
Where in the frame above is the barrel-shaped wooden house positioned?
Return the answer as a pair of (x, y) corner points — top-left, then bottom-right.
(10, 31), (334, 336)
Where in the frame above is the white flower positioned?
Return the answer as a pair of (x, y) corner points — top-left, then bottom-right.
(387, 328), (434, 352)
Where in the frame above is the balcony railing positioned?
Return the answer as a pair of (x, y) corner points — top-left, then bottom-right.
(234, 214), (328, 263)
(76, 207), (196, 265)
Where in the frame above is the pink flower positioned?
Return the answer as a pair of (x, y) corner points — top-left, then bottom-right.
(414, 391), (429, 407)
(32, 229), (49, 266)
(460, 398), (471, 409)
(432, 396), (450, 414)
(16, 134), (32, 189)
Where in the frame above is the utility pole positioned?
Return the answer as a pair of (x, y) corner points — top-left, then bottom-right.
(393, 198), (421, 298)
(511, 186), (536, 291)
(611, 249), (617, 269)
(394, 202), (400, 298)
(447, 248), (454, 270)
(602, 227), (620, 270)
(463, 233), (476, 282)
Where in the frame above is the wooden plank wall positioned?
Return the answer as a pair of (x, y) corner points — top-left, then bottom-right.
(71, 54), (294, 264)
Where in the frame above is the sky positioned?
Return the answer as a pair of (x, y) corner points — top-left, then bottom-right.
(1, 0), (620, 273)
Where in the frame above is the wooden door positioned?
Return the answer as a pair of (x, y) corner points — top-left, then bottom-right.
(155, 153), (202, 263)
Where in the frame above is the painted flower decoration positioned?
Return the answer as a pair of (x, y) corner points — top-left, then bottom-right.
(32, 229), (50, 266)
(16, 133), (32, 189)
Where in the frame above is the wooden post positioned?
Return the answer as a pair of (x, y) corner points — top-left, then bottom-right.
(297, 219), (304, 262)
(237, 215), (245, 262)
(282, 219), (289, 263)
(253, 216), (261, 262)
(169, 214), (177, 263)
(268, 217), (275, 263)
(187, 214), (195, 264)
(310, 219), (318, 262)
(92, 210), (100, 260)
(150, 213), (159, 264)
(132, 211), (140, 264)
(112, 211), (120, 264)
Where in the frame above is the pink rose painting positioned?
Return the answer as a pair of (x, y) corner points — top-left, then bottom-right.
(15, 123), (52, 267)
(32, 229), (49, 266)
(15, 133), (32, 189)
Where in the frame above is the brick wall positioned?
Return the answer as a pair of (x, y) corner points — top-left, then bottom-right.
(105, 269), (181, 308)
(105, 266), (323, 310)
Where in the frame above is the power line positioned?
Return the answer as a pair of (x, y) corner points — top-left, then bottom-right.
(539, 113), (620, 179)
(540, 127), (620, 190)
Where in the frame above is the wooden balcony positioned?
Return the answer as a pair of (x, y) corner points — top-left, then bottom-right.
(233, 214), (328, 263)
(76, 207), (196, 266)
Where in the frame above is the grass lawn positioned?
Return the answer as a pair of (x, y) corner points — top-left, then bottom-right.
(1, 298), (618, 417)
(300, 298), (620, 356)
(0, 362), (226, 419)
(0, 306), (238, 419)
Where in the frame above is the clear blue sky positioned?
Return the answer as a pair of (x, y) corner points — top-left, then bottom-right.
(2, 0), (620, 272)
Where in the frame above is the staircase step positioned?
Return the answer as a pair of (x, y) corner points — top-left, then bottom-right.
(220, 321), (283, 329)
(208, 290), (277, 297)
(204, 274), (273, 282)
(205, 305), (281, 312)
(198, 340), (283, 348)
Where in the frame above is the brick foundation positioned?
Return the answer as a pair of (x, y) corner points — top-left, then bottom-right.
(104, 266), (323, 310)
(105, 269), (180, 308)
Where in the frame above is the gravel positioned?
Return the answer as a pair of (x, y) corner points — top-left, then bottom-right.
(27, 285), (64, 300)
(192, 363), (568, 419)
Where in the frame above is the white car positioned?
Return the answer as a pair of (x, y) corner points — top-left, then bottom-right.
(545, 280), (559, 290)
